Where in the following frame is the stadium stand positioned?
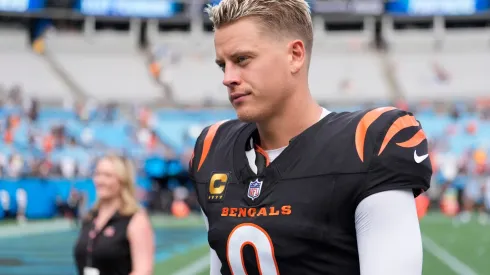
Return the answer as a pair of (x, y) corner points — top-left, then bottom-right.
(387, 28), (490, 101)
(46, 33), (167, 103)
(391, 51), (490, 100)
(0, 2), (490, 274)
(0, 31), (72, 104)
(310, 51), (391, 103)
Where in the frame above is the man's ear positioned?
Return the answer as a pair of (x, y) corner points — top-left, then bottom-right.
(288, 39), (306, 74)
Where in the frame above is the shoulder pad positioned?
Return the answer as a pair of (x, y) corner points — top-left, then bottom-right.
(189, 119), (246, 179)
(354, 107), (428, 162)
(355, 107), (432, 198)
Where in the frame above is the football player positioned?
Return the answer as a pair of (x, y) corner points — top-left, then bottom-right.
(189, 0), (432, 274)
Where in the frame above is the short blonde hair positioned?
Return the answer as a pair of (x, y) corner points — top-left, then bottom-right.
(91, 155), (140, 217)
(205, 0), (313, 55)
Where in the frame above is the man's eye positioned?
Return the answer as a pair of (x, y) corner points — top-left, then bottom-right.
(237, 56), (248, 63)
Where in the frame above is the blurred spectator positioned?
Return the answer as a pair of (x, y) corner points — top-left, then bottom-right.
(7, 85), (23, 106)
(26, 98), (39, 122)
(74, 101), (92, 122)
(57, 188), (84, 226)
(5, 154), (24, 178)
(450, 105), (460, 120)
(432, 61), (450, 83)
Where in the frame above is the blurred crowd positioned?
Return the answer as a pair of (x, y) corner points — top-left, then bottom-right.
(0, 84), (201, 216)
(0, 85), (188, 180)
(407, 100), (490, 222)
(1, 83), (490, 217)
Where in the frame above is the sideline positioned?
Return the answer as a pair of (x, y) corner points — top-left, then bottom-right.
(422, 235), (478, 275)
(170, 255), (210, 275)
(0, 219), (72, 238)
(154, 237), (207, 262)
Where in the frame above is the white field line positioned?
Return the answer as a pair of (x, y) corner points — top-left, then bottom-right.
(422, 235), (479, 275)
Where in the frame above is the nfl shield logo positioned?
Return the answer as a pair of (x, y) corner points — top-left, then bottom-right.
(247, 179), (263, 201)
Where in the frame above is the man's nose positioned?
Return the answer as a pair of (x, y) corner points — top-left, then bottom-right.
(223, 66), (241, 88)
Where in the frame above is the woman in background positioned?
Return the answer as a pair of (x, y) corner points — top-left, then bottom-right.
(74, 155), (154, 275)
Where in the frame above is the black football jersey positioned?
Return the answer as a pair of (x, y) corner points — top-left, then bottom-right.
(189, 107), (432, 275)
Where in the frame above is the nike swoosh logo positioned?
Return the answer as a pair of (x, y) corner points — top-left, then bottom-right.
(414, 150), (429, 163)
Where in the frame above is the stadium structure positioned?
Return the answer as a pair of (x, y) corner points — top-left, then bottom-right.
(0, 0), (489, 274)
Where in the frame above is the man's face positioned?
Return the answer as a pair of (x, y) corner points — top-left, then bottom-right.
(214, 18), (292, 122)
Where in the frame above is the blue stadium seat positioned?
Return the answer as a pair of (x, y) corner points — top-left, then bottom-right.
(20, 178), (57, 218)
(75, 179), (97, 208)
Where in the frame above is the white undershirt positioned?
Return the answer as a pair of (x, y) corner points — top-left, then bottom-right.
(203, 108), (423, 275)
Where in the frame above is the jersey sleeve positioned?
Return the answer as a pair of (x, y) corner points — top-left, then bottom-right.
(357, 109), (432, 205)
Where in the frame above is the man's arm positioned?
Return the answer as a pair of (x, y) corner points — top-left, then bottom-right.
(355, 190), (422, 275)
(351, 108), (430, 274)
(202, 210), (222, 275)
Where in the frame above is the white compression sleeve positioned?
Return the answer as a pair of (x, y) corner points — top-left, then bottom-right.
(355, 190), (423, 275)
(202, 210), (222, 275)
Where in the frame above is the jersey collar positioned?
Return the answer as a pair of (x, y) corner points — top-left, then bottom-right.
(233, 109), (334, 185)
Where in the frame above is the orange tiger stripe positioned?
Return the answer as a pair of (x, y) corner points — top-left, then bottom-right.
(397, 129), (427, 148)
(255, 145), (270, 167)
(378, 115), (419, 156)
(197, 120), (227, 172)
(355, 107), (396, 162)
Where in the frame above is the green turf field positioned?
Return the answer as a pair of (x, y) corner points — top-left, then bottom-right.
(154, 212), (489, 275)
(0, 212), (488, 275)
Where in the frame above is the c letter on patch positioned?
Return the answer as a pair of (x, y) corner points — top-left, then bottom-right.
(208, 172), (230, 203)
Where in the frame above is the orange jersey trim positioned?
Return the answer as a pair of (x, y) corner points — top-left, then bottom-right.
(197, 120), (227, 172)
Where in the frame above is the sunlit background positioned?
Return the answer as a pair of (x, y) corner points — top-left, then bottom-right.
(0, 0), (489, 274)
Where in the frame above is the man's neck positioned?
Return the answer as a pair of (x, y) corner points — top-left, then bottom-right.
(256, 93), (322, 150)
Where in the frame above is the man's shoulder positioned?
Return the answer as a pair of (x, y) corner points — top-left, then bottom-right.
(287, 107), (426, 175)
(345, 107), (431, 196)
(194, 119), (249, 149)
(326, 106), (410, 133)
(320, 107), (421, 161)
(190, 119), (249, 179)
(312, 107), (431, 204)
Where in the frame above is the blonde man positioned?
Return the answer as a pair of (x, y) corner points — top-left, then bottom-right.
(189, 1), (432, 274)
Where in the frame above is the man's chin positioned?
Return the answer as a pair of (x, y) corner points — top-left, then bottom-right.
(234, 107), (259, 123)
